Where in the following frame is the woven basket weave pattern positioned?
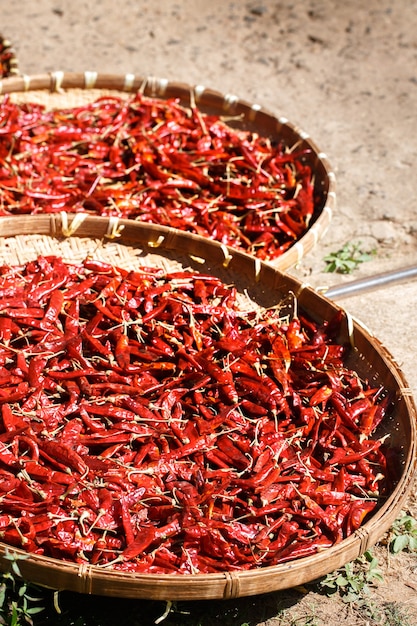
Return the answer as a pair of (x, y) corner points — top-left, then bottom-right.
(0, 214), (412, 600)
(0, 72), (336, 271)
(0, 75), (412, 599)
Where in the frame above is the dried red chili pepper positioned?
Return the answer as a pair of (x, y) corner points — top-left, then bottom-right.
(0, 254), (393, 573)
(0, 93), (318, 261)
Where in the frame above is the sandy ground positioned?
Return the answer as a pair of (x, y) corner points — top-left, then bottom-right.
(1, 1), (417, 624)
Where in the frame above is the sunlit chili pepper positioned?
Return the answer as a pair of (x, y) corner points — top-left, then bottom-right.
(0, 93), (318, 261)
(0, 254), (394, 573)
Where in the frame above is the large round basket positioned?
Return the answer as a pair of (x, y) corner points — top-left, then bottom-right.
(0, 214), (414, 601)
(0, 71), (335, 271)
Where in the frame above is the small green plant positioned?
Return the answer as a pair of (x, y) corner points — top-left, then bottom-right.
(272, 611), (319, 626)
(323, 241), (376, 274)
(380, 601), (415, 626)
(388, 511), (417, 554)
(0, 549), (44, 626)
(317, 550), (383, 604)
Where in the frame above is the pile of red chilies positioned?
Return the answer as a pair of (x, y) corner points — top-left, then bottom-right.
(0, 94), (314, 261)
(0, 255), (391, 573)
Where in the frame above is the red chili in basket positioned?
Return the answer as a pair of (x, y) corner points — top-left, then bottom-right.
(0, 255), (393, 573)
(0, 93), (317, 261)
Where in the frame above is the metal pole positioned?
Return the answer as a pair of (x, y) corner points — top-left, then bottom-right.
(324, 264), (417, 299)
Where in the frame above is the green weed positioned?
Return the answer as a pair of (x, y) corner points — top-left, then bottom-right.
(0, 549), (44, 626)
(315, 551), (385, 624)
(323, 241), (376, 274)
(388, 511), (417, 554)
(379, 601), (415, 626)
(317, 550), (383, 604)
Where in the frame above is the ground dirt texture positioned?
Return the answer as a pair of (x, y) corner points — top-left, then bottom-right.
(2, 1), (417, 625)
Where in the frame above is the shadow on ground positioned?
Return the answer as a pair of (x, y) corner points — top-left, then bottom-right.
(33, 585), (308, 625)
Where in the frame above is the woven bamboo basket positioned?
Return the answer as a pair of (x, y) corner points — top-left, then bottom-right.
(0, 71), (335, 271)
(0, 214), (414, 601)
(0, 34), (19, 78)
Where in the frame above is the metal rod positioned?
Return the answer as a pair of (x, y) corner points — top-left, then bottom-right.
(324, 264), (417, 299)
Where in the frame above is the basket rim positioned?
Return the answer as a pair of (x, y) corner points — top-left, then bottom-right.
(0, 71), (336, 272)
(0, 214), (414, 600)
(0, 34), (19, 78)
